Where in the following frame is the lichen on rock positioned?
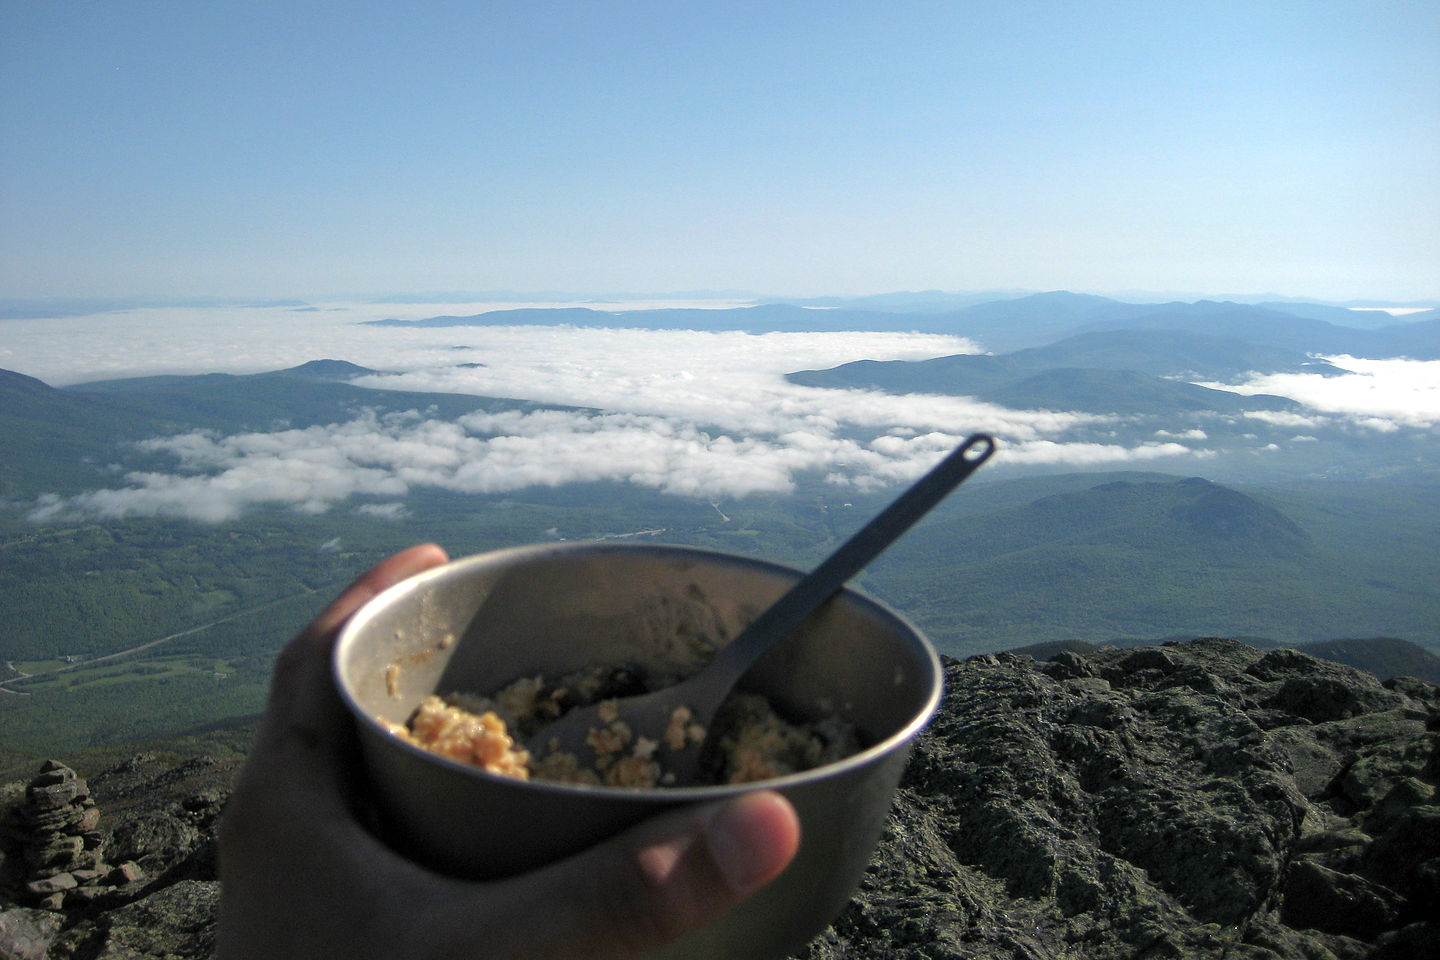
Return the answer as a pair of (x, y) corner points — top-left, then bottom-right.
(797, 639), (1440, 960)
(2, 639), (1436, 959)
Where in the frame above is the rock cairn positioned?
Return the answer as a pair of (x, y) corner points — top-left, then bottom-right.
(3, 760), (144, 910)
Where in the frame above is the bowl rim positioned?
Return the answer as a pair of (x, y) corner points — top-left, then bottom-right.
(333, 541), (944, 800)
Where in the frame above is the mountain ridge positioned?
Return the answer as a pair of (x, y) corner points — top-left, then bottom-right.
(357, 292), (1440, 357)
(0, 363), (574, 498)
(785, 329), (1311, 414)
(856, 473), (1440, 653)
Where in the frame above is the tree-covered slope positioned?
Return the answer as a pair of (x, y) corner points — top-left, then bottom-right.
(859, 475), (1439, 654)
(0, 362), (572, 499)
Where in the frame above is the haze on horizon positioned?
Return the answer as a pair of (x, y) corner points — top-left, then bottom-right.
(2, 1), (1437, 304)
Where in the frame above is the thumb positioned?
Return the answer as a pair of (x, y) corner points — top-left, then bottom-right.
(428, 790), (800, 960)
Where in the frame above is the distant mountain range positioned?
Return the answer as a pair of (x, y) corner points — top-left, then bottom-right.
(786, 327), (1337, 414)
(775, 290), (1440, 325)
(365, 290), (1440, 357)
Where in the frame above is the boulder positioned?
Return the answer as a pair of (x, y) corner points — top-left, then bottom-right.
(0, 906), (62, 960)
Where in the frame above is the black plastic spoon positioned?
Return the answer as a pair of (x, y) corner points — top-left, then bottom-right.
(526, 433), (997, 785)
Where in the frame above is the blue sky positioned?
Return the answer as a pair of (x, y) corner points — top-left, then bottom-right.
(2, 1), (1436, 302)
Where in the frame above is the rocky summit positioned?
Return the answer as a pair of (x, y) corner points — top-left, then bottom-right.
(800, 640), (1439, 960)
(2, 639), (1437, 960)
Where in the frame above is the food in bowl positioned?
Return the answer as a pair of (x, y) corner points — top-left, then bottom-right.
(382, 662), (861, 788)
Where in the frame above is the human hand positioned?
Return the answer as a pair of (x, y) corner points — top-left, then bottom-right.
(217, 543), (801, 960)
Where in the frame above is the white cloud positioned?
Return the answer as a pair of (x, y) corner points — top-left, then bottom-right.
(22, 410), (847, 521)
(26, 399), (1213, 523)
(1003, 440), (1208, 466)
(1241, 410), (1331, 430)
(1200, 356), (1440, 429)
(358, 502), (409, 519)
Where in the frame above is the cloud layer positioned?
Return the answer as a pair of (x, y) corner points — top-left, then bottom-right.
(27, 400), (1202, 523)
(1200, 355), (1440, 429)
(10, 302), (1435, 523)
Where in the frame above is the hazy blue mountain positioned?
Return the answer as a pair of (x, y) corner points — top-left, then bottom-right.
(924, 291), (1162, 349)
(1069, 301), (1440, 359)
(1074, 301), (1345, 352)
(366, 306), (610, 327)
(989, 368), (1297, 415)
(1007, 329), (1344, 379)
(788, 354), (1016, 395)
(785, 331), (1306, 414)
(367, 292), (1152, 340)
(360, 291), (1440, 359)
(767, 290), (1034, 313)
(2, 367), (119, 421)
(615, 303), (917, 332)
(925, 293), (1440, 354)
(266, 358), (378, 381)
(1293, 637), (1440, 684)
(1365, 317), (1440, 359)
(1257, 301), (1401, 328)
(941, 476), (1312, 562)
(365, 303), (924, 333)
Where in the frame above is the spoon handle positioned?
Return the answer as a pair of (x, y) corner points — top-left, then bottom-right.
(706, 433), (996, 680)
(523, 433), (997, 775)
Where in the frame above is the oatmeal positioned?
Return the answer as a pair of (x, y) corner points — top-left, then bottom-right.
(382, 696), (530, 780)
(384, 663), (860, 788)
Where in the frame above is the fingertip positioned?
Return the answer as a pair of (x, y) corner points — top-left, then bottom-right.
(363, 542), (450, 589)
(704, 790), (801, 896)
(308, 543), (450, 640)
(404, 541), (450, 566)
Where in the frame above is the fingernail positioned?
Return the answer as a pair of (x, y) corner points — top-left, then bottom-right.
(705, 792), (798, 894)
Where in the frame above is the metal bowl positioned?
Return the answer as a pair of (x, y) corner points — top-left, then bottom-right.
(333, 542), (942, 960)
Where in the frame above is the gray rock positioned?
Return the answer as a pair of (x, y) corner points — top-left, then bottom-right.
(20, 875), (74, 898)
(0, 907), (62, 960)
(104, 863), (145, 887)
(45, 880), (219, 959)
(1281, 860), (1404, 939)
(793, 639), (1440, 959)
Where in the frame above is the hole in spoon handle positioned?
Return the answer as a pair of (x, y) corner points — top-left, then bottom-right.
(961, 434), (996, 461)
